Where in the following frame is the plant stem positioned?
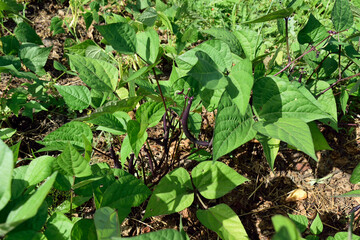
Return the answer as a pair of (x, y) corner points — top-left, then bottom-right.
(316, 72), (360, 98)
(285, 17), (291, 64)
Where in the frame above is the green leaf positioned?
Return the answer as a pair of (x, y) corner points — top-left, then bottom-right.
(188, 51), (228, 90)
(95, 22), (136, 54)
(213, 92), (256, 161)
(38, 121), (93, 152)
(14, 22), (42, 45)
(202, 28), (243, 56)
(24, 156), (55, 186)
(256, 134), (280, 170)
(310, 213), (323, 235)
(0, 139), (13, 211)
(112, 229), (184, 240)
(69, 55), (118, 92)
(50, 16), (65, 35)
(55, 143), (92, 178)
(0, 173), (57, 236)
(192, 161), (248, 199)
(298, 14), (328, 45)
(94, 207), (121, 240)
(55, 85), (91, 110)
(71, 219), (97, 240)
(10, 141), (21, 164)
(127, 120), (148, 156)
(100, 174), (151, 208)
(66, 39), (97, 56)
(120, 135), (132, 165)
(0, 35), (20, 55)
(253, 76), (333, 123)
(335, 189), (360, 197)
(308, 122), (332, 151)
(0, 128), (16, 140)
(176, 40), (233, 74)
(196, 204), (249, 240)
(333, 232), (360, 240)
(136, 102), (165, 128)
(136, 28), (159, 64)
(272, 215), (302, 240)
(87, 113), (127, 135)
(44, 212), (74, 240)
(308, 80), (337, 125)
(4, 230), (45, 240)
(287, 214), (308, 233)
(253, 118), (317, 160)
(144, 168), (194, 219)
(233, 29), (260, 61)
(226, 59), (253, 115)
(19, 43), (52, 75)
(138, 7), (158, 27)
(244, 8), (293, 23)
(332, 0), (353, 32)
(350, 162), (360, 184)
(340, 88), (349, 114)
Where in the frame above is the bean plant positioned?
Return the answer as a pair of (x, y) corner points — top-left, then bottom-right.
(0, 0), (360, 239)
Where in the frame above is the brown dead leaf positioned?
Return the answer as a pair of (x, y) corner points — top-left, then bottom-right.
(285, 189), (308, 202)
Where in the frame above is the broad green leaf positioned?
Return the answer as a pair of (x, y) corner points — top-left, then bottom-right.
(310, 213), (323, 235)
(4, 230), (44, 240)
(120, 135), (132, 166)
(55, 143), (92, 178)
(0, 64), (38, 80)
(0, 128), (16, 140)
(50, 16), (65, 35)
(0, 139), (13, 211)
(138, 7), (158, 27)
(176, 40), (233, 74)
(10, 141), (21, 164)
(202, 28), (243, 57)
(87, 113), (126, 135)
(188, 51), (228, 90)
(95, 22), (136, 54)
(244, 8), (293, 23)
(112, 229), (184, 240)
(22, 101), (47, 120)
(332, 0), (353, 32)
(192, 161), (248, 199)
(200, 85), (225, 112)
(350, 162), (360, 184)
(112, 229), (185, 240)
(308, 122), (332, 151)
(136, 28), (159, 64)
(233, 29), (260, 61)
(136, 102), (165, 128)
(71, 219), (97, 240)
(253, 118), (317, 160)
(272, 215), (302, 240)
(55, 85), (91, 110)
(10, 166), (28, 200)
(332, 232), (360, 240)
(144, 168), (194, 219)
(253, 76), (333, 123)
(94, 207), (121, 240)
(256, 134), (280, 170)
(1, 173), (57, 235)
(127, 120), (148, 156)
(72, 177), (103, 190)
(196, 204), (249, 240)
(55, 196), (92, 213)
(44, 212), (74, 240)
(38, 121), (92, 152)
(19, 43), (51, 75)
(125, 65), (151, 83)
(1, 35), (20, 55)
(287, 214), (308, 233)
(340, 88), (349, 114)
(157, 11), (173, 33)
(69, 55), (118, 92)
(213, 92), (256, 161)
(24, 156), (55, 186)
(226, 59), (253, 115)
(66, 39), (97, 56)
(14, 22), (42, 45)
(308, 80), (337, 125)
(100, 174), (151, 208)
(298, 14), (328, 45)
(85, 45), (111, 61)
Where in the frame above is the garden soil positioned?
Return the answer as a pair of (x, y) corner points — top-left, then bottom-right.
(1, 1), (360, 239)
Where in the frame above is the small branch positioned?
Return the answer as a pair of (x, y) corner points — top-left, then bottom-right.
(144, 146), (154, 175)
(316, 72), (360, 98)
(110, 145), (121, 169)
